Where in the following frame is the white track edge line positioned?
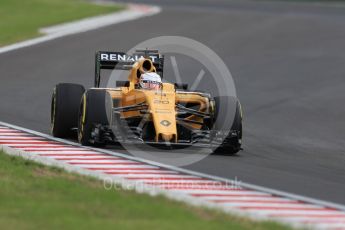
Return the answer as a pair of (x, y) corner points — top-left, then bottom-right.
(1, 121), (344, 213)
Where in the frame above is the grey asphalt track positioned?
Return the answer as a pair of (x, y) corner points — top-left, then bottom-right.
(0, 0), (345, 204)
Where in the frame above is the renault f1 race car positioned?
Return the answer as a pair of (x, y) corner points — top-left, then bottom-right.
(50, 50), (242, 154)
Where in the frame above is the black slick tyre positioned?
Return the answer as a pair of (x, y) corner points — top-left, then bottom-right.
(51, 83), (85, 138)
(78, 89), (108, 146)
(212, 96), (243, 155)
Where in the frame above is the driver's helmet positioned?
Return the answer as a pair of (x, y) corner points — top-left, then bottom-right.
(139, 72), (162, 90)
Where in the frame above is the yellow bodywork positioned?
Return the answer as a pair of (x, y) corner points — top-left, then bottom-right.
(99, 58), (210, 142)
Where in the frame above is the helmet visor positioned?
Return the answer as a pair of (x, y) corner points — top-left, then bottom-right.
(140, 80), (162, 90)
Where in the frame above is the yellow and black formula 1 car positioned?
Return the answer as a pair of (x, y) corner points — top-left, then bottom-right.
(51, 50), (242, 154)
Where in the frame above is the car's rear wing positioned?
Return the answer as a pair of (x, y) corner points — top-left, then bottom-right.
(94, 50), (164, 87)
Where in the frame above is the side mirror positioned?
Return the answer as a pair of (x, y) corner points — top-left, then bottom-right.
(174, 83), (188, 90)
(116, 81), (130, 87)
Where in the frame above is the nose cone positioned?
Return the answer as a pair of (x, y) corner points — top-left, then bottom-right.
(159, 133), (176, 142)
(143, 90), (177, 142)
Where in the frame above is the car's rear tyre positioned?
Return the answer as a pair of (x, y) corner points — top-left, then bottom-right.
(78, 89), (108, 146)
(51, 83), (85, 138)
(212, 96), (242, 155)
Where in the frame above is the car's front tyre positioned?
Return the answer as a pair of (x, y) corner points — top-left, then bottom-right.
(212, 96), (243, 155)
(78, 89), (109, 146)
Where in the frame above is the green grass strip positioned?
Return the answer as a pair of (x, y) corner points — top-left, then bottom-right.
(0, 151), (291, 230)
(0, 0), (124, 46)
